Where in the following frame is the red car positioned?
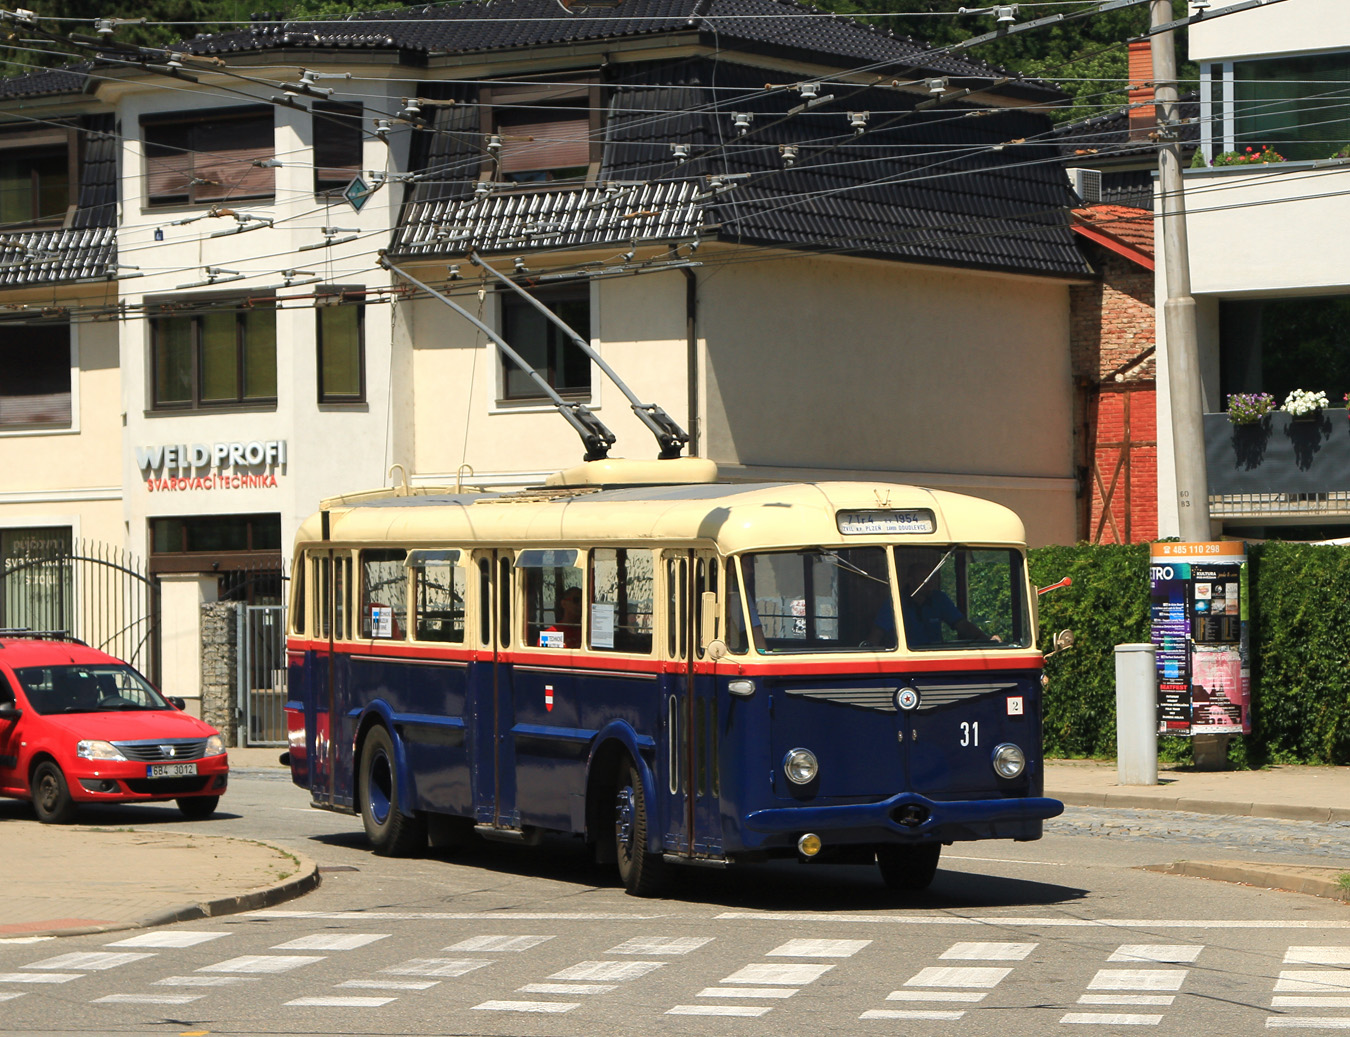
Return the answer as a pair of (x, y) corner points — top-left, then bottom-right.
(0, 635), (228, 823)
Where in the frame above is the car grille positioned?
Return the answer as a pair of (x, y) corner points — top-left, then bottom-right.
(112, 739), (209, 762)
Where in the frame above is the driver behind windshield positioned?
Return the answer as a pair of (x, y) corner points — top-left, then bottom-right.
(874, 550), (999, 647)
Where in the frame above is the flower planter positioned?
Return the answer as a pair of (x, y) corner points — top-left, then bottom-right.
(1206, 409), (1350, 496)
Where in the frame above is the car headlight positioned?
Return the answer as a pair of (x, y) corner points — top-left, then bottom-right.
(204, 734), (225, 757)
(77, 740), (127, 761)
(991, 742), (1026, 779)
(783, 747), (819, 785)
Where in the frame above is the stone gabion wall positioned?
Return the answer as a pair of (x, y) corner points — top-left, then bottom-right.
(200, 601), (242, 746)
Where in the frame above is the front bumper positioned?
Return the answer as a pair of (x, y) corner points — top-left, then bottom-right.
(69, 756), (229, 802)
(742, 791), (1064, 849)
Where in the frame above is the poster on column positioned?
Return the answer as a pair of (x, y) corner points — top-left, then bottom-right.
(1149, 542), (1250, 737)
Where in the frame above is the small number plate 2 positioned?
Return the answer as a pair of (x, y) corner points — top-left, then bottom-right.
(147, 762), (198, 778)
(1006, 696), (1024, 716)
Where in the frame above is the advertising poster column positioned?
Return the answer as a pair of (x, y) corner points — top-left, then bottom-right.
(1149, 542), (1251, 738)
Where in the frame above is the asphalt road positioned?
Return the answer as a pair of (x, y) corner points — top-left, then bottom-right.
(1, 769), (1348, 1037)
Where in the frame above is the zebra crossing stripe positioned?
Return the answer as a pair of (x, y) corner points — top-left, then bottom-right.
(904, 966), (1012, 988)
(861, 1009), (965, 1021)
(941, 943), (1036, 961)
(23, 952), (153, 971)
(518, 983), (617, 995)
(1276, 972), (1350, 993)
(1285, 948), (1350, 965)
(285, 996), (397, 1007)
(93, 994), (204, 1004)
(887, 991), (987, 1002)
(1061, 1013), (1163, 1025)
(446, 935), (554, 952)
(0, 993), (24, 1001)
(1087, 970), (1187, 991)
(766, 939), (870, 958)
(607, 937), (713, 955)
(1109, 946), (1203, 963)
(1272, 997), (1350, 1008)
(153, 976), (259, 986)
(197, 955), (323, 974)
(0, 973), (81, 983)
(698, 987), (797, 999)
(1078, 995), (1175, 1006)
(339, 979), (439, 991)
(272, 934), (390, 951)
(720, 963), (834, 985)
(547, 961), (665, 981)
(1266, 1021), (1350, 1030)
(668, 1005), (772, 1017)
(380, 958), (491, 977)
(473, 1000), (579, 1013)
(107, 932), (228, 949)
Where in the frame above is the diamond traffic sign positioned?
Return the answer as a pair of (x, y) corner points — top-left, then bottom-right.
(343, 175), (374, 213)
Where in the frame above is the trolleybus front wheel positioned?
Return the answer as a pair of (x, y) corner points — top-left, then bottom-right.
(614, 756), (667, 897)
(358, 725), (426, 857)
(876, 843), (940, 891)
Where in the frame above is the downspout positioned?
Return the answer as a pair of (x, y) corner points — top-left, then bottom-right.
(682, 266), (700, 457)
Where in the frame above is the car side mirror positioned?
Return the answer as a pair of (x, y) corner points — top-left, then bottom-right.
(168, 696), (186, 711)
(0, 703), (21, 722)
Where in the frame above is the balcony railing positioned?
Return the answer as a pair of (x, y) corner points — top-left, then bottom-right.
(1205, 410), (1350, 518)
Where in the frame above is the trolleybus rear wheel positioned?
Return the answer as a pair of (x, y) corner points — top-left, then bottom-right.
(876, 843), (940, 891)
(614, 756), (667, 897)
(359, 726), (426, 856)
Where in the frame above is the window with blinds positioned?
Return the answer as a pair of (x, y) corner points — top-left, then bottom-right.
(482, 80), (600, 185)
(313, 102), (364, 194)
(317, 289), (365, 403)
(0, 130), (72, 227)
(0, 323), (70, 428)
(143, 108), (274, 206)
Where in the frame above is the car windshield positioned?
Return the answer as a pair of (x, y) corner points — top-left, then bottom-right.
(14, 664), (170, 715)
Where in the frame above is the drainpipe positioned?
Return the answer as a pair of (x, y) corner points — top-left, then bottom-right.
(682, 266), (700, 457)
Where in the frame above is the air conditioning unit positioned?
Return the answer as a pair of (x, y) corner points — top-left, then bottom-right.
(1067, 167), (1103, 205)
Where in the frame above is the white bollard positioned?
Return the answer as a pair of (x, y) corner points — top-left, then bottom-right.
(1114, 643), (1158, 786)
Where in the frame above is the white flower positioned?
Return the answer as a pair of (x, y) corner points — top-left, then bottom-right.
(1282, 389), (1328, 416)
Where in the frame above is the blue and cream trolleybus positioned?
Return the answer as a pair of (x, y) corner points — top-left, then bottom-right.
(283, 457), (1063, 895)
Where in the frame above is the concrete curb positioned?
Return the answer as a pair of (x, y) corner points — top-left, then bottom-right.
(21, 844), (322, 940)
(1143, 860), (1350, 904)
(1052, 790), (1350, 823)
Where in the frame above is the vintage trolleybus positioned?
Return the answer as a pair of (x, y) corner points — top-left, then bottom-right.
(284, 458), (1063, 895)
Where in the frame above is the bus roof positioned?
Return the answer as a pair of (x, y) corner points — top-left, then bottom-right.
(299, 463), (1027, 554)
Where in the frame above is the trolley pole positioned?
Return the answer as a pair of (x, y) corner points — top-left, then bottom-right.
(1151, 0), (1211, 540)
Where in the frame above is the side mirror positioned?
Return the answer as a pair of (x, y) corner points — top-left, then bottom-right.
(0, 703), (20, 722)
(1043, 628), (1075, 660)
(168, 696), (186, 711)
(706, 638), (729, 662)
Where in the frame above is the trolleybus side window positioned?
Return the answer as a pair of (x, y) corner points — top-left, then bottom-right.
(726, 558), (749, 654)
(334, 552), (351, 640)
(478, 557), (491, 646)
(360, 548), (407, 639)
(316, 554), (331, 639)
(693, 556), (717, 657)
(739, 547), (892, 654)
(590, 548), (653, 654)
(498, 556), (511, 649)
(665, 554), (686, 659)
(291, 556), (306, 636)
(518, 549), (582, 649)
(409, 549), (465, 643)
(892, 546), (1030, 649)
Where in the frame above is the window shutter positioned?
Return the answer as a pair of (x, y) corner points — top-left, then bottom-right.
(499, 118), (590, 174)
(146, 152), (192, 203)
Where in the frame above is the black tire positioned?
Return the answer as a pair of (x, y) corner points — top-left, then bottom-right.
(31, 760), (77, 824)
(176, 795), (220, 820)
(876, 843), (941, 891)
(358, 726), (425, 856)
(614, 756), (668, 897)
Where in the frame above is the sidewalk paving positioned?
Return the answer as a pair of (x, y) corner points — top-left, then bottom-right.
(1, 752), (1345, 941)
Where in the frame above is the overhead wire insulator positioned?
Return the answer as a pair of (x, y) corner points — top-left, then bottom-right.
(732, 112), (753, 136)
(780, 144), (798, 167)
(926, 77), (948, 96)
(848, 111), (869, 135)
(670, 143), (689, 163)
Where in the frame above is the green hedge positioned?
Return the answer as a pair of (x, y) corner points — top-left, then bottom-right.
(1028, 542), (1350, 765)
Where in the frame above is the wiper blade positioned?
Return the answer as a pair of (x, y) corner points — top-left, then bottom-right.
(818, 550), (889, 587)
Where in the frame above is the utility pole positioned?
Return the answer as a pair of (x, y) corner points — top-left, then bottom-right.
(1151, 0), (1211, 540)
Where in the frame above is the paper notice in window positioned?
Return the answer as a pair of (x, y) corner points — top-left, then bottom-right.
(591, 602), (616, 648)
(371, 606), (392, 638)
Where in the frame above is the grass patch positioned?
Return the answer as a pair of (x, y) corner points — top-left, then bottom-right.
(1338, 872), (1350, 892)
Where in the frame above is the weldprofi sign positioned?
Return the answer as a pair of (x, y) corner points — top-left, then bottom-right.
(135, 440), (287, 492)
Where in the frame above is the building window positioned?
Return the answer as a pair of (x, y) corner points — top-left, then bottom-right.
(0, 526), (72, 633)
(1220, 294), (1350, 403)
(500, 288), (591, 400)
(143, 107), (274, 206)
(1205, 54), (1350, 162)
(313, 102), (363, 194)
(317, 290), (365, 403)
(0, 323), (70, 428)
(0, 133), (72, 226)
(482, 81), (599, 185)
(151, 301), (277, 409)
(150, 514), (282, 604)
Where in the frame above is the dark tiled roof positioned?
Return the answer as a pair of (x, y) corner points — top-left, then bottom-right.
(394, 59), (1089, 278)
(1052, 92), (1200, 163)
(0, 63), (89, 99)
(185, 0), (1060, 100)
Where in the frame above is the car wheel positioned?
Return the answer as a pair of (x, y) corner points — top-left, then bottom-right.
(176, 795), (220, 820)
(614, 755), (668, 897)
(876, 843), (941, 891)
(358, 725), (425, 856)
(31, 760), (77, 824)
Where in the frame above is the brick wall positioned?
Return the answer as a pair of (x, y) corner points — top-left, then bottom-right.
(1071, 247), (1158, 543)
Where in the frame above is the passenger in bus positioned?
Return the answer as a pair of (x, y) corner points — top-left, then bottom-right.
(545, 586), (583, 649)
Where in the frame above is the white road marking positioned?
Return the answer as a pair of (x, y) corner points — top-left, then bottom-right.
(446, 935), (554, 952)
(380, 958), (492, 978)
(285, 996), (397, 1007)
(93, 994), (204, 1005)
(941, 942), (1036, 961)
(944, 855), (1065, 866)
(1273, 997), (1350, 1008)
(0, 937), (53, 945)
(1267, 1021), (1350, 1029)
(548, 961), (665, 981)
(905, 966), (1012, 988)
(1110, 945), (1204, 963)
(1286, 948), (1350, 965)
(518, 983), (617, 995)
(23, 952), (153, 971)
(715, 914), (1350, 929)
(721, 963), (835, 986)
(887, 991), (987, 1002)
(606, 936), (713, 955)
(767, 939), (870, 958)
(1088, 970), (1188, 991)
(1061, 1013), (1163, 1025)
(1078, 995), (1176, 1006)
(1277, 972), (1350, 992)
(0, 973), (80, 984)
(197, 955), (325, 974)
(668, 1005), (772, 1017)
(861, 1009), (965, 1020)
(0, 993), (24, 1001)
(699, 988), (798, 999)
(107, 932), (228, 949)
(339, 979), (440, 991)
(473, 1000), (579, 1013)
(154, 976), (259, 986)
(252, 910), (665, 921)
(272, 934), (390, 951)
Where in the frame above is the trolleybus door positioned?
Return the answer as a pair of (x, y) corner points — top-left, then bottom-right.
(471, 550), (517, 829)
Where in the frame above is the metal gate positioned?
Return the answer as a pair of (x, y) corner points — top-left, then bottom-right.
(0, 540), (160, 682)
(238, 604), (287, 746)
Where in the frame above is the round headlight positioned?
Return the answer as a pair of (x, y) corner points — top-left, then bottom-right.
(991, 742), (1026, 779)
(783, 747), (819, 785)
